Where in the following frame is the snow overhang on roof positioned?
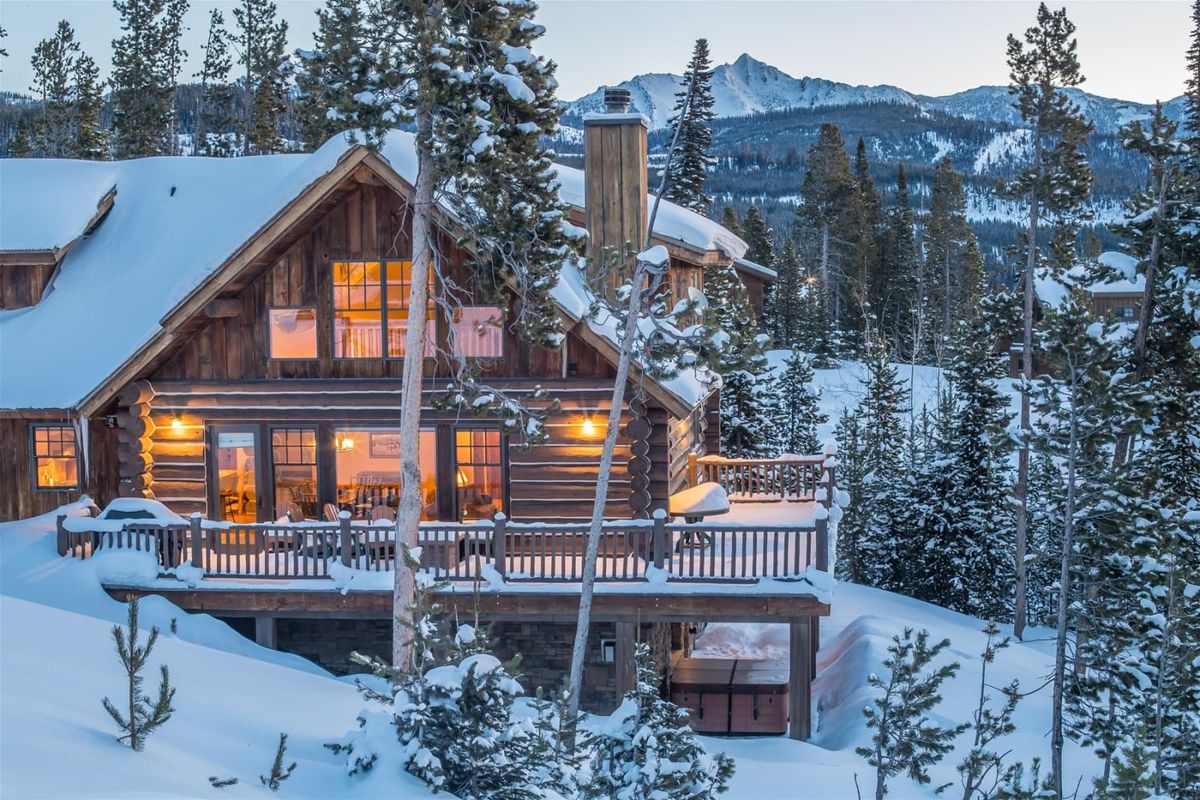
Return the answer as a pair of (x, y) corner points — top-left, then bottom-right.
(1034, 251), (1145, 308)
(734, 257), (777, 281)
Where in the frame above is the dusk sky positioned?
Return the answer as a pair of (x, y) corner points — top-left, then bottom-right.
(0, 1), (1190, 105)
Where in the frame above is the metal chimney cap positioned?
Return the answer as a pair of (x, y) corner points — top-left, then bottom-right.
(603, 86), (632, 114)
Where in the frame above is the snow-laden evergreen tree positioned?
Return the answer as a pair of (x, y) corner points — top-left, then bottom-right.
(834, 408), (866, 583)
(706, 256), (772, 457)
(101, 597), (176, 751)
(1004, 1), (1094, 642)
(194, 10), (235, 156)
(110, 0), (188, 158)
(586, 643), (733, 800)
(858, 628), (967, 800)
(233, 0), (289, 154)
(925, 156), (983, 359)
(1103, 728), (1156, 800)
(664, 38), (716, 214)
(719, 205), (742, 237)
(1031, 287), (1135, 798)
(857, 339), (909, 588)
(772, 350), (826, 454)
(1023, 449), (1063, 628)
(73, 52), (106, 159)
(295, 0), (381, 151)
(769, 238), (803, 347)
(879, 162), (922, 357)
(853, 136), (883, 332)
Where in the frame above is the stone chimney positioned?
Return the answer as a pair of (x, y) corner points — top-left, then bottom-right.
(583, 87), (649, 290)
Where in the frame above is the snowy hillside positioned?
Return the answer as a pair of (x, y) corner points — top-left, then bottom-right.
(564, 53), (1185, 135)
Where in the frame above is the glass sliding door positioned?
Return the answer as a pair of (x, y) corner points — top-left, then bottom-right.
(454, 429), (504, 521)
(211, 426), (262, 523)
(271, 427), (318, 520)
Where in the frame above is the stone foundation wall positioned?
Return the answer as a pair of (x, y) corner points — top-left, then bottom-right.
(245, 615), (684, 714)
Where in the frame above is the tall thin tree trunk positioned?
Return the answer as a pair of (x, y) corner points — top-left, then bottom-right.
(1050, 361), (1078, 799)
(564, 259), (647, 719)
(1014, 176), (1039, 642)
(392, 36), (439, 669)
(821, 224), (833, 327)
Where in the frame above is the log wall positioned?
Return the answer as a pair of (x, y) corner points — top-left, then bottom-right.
(0, 263), (56, 309)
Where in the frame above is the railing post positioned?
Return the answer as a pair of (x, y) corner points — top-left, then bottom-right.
(338, 511), (352, 568)
(651, 508), (667, 570)
(189, 513), (203, 569)
(688, 452), (697, 488)
(56, 514), (68, 556)
(492, 513), (507, 579)
(815, 514), (829, 573)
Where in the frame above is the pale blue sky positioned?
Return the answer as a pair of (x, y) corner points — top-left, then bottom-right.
(0, 1), (1190, 104)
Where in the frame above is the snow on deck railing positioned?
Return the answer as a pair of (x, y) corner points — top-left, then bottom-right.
(56, 510), (832, 587)
(689, 448), (837, 504)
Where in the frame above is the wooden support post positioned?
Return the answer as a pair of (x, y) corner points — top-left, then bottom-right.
(815, 515), (829, 573)
(789, 617), (812, 741)
(810, 615), (820, 672)
(255, 616), (277, 649)
(614, 621), (636, 700)
(338, 511), (352, 567)
(688, 452), (698, 488)
(189, 513), (203, 569)
(651, 508), (666, 569)
(56, 514), (68, 556)
(492, 513), (507, 579)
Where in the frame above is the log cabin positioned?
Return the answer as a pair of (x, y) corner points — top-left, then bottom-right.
(1, 93), (838, 737)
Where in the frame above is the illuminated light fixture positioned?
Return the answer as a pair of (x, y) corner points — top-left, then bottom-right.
(456, 468), (469, 488)
(337, 435), (355, 452)
(581, 417), (599, 438)
(170, 416), (183, 430)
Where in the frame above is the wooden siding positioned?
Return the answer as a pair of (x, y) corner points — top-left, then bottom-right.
(0, 263), (56, 309)
(1093, 292), (1142, 320)
(0, 412), (118, 521)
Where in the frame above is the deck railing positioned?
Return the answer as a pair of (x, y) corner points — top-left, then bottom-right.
(690, 452), (835, 503)
(57, 510), (830, 586)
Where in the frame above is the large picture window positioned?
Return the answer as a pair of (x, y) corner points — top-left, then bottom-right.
(332, 260), (434, 359)
(454, 429), (504, 521)
(271, 427), (317, 520)
(268, 308), (318, 359)
(32, 424), (78, 490)
(334, 427), (438, 520)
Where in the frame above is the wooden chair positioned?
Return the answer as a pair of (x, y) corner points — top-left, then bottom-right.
(370, 505), (396, 522)
(286, 503), (307, 523)
(323, 502), (340, 522)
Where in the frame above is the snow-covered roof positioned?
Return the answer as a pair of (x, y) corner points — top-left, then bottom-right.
(733, 257), (777, 281)
(0, 159), (119, 252)
(1, 130), (735, 411)
(1034, 251), (1145, 310)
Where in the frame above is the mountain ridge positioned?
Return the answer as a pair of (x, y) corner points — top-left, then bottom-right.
(563, 53), (1186, 135)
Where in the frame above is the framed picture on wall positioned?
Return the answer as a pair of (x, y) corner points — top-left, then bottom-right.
(369, 431), (403, 458)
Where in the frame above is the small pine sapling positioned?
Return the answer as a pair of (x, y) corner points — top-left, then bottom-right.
(261, 732), (297, 791)
(858, 628), (968, 800)
(958, 623), (1022, 800)
(1103, 728), (1156, 800)
(208, 776), (238, 788)
(101, 596), (175, 751)
(586, 643), (734, 800)
(995, 759), (1055, 800)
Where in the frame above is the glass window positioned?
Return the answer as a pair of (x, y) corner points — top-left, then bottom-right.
(272, 428), (317, 520)
(332, 260), (434, 359)
(214, 429), (258, 523)
(268, 308), (318, 359)
(334, 427), (437, 520)
(455, 429), (504, 521)
(1114, 307), (1135, 319)
(32, 424), (78, 489)
(450, 306), (504, 359)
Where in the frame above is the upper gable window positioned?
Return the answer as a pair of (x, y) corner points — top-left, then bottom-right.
(32, 424), (78, 490)
(332, 260), (433, 359)
(268, 308), (318, 359)
(450, 306), (504, 359)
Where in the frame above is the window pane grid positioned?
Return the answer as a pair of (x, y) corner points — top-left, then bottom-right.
(32, 424), (78, 489)
(455, 428), (503, 521)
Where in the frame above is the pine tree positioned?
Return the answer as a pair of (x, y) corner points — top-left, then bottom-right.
(260, 733), (297, 790)
(8, 120), (33, 157)
(101, 597), (176, 751)
(958, 623), (1022, 800)
(769, 239), (803, 347)
(719, 205), (742, 237)
(796, 123), (859, 333)
(852, 137), (883, 338)
(28, 21), (80, 158)
(194, 10), (235, 156)
(926, 156), (982, 358)
(233, 0), (290, 154)
(586, 643), (734, 800)
(858, 628), (968, 800)
(295, 0), (381, 151)
(110, 0), (188, 158)
(879, 162), (923, 360)
(664, 38), (716, 214)
(1004, 1), (1094, 642)
(834, 408), (867, 584)
(740, 205), (774, 267)
(1104, 729), (1156, 800)
(73, 53), (106, 159)
(857, 340), (909, 588)
(773, 350), (826, 454)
